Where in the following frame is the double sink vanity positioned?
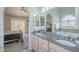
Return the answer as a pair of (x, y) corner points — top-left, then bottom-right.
(32, 31), (79, 52)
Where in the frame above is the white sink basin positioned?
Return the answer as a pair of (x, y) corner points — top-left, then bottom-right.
(56, 40), (76, 47)
(36, 33), (46, 37)
(36, 33), (43, 35)
(75, 40), (79, 44)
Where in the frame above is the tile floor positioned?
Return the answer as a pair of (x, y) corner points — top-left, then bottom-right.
(4, 33), (33, 52)
(4, 42), (32, 52)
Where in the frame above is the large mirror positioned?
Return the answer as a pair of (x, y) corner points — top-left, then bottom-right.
(46, 14), (52, 32)
(40, 16), (44, 26)
(33, 15), (39, 26)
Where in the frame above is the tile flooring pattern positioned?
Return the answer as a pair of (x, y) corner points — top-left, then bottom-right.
(4, 33), (32, 52)
(4, 42), (23, 52)
(4, 42), (32, 52)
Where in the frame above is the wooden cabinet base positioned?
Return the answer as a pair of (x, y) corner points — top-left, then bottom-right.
(49, 42), (69, 52)
(32, 34), (69, 52)
(39, 38), (48, 52)
(32, 35), (39, 52)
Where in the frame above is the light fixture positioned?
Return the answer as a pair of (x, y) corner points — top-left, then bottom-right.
(33, 15), (37, 17)
(21, 7), (26, 12)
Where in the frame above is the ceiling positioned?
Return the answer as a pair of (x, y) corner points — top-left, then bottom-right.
(4, 7), (29, 17)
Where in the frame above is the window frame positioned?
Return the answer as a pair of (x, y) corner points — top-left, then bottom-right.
(62, 15), (76, 29)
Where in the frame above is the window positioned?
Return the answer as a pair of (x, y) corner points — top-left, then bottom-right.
(11, 19), (19, 31)
(40, 16), (44, 26)
(11, 19), (25, 32)
(62, 15), (76, 28)
(33, 15), (39, 26)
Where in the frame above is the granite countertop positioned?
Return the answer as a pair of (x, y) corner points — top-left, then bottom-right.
(32, 32), (79, 52)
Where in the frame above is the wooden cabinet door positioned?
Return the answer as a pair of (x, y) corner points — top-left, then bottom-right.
(49, 42), (69, 52)
(32, 35), (39, 52)
(48, 42), (57, 52)
(39, 38), (48, 52)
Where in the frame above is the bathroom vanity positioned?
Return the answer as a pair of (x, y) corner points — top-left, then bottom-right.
(31, 32), (70, 52)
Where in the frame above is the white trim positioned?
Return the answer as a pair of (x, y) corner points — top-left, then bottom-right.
(0, 7), (4, 52)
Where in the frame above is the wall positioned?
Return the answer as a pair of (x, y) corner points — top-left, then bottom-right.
(41, 8), (60, 32)
(41, 7), (75, 32)
(4, 15), (11, 31)
(30, 8), (59, 32)
(75, 7), (79, 29)
(0, 7), (4, 51)
(60, 7), (75, 28)
(4, 15), (29, 32)
(60, 7), (79, 33)
(28, 7), (45, 32)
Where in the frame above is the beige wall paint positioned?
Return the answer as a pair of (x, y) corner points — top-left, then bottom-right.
(4, 15), (29, 32)
(4, 15), (11, 31)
